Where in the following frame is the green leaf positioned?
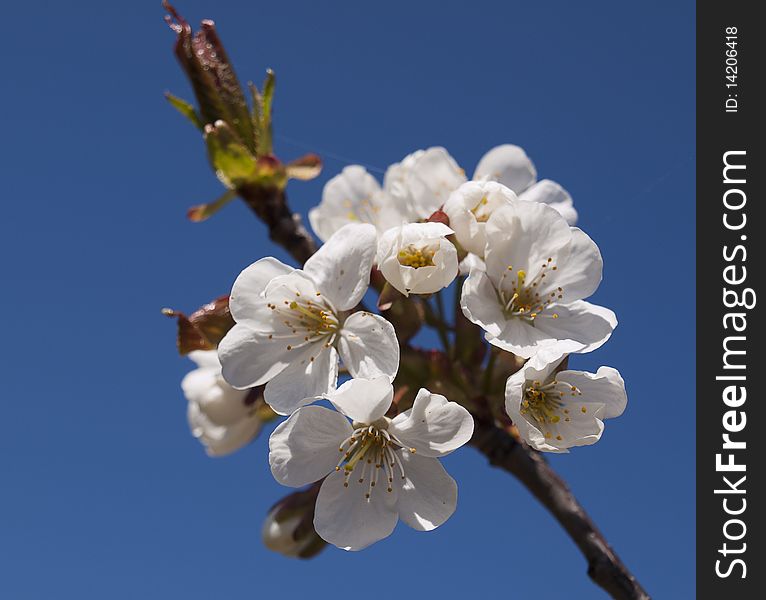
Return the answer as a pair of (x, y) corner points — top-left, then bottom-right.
(204, 121), (258, 188)
(248, 81), (262, 153)
(186, 189), (237, 222)
(165, 92), (203, 130)
(258, 69), (276, 156)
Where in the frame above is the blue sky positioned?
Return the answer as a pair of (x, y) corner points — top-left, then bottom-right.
(1, 1), (695, 598)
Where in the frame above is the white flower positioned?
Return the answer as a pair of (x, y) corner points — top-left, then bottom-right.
(505, 355), (627, 452)
(474, 144), (577, 225)
(460, 201), (616, 360)
(182, 350), (262, 456)
(269, 377), (474, 550)
(308, 166), (410, 242)
(308, 148), (466, 243)
(376, 222), (459, 296)
(383, 147), (467, 219)
(443, 180), (517, 256)
(218, 224), (400, 415)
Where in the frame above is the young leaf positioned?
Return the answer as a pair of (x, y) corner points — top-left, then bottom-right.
(165, 92), (204, 130)
(286, 153), (322, 181)
(187, 189), (237, 222)
(258, 69), (276, 156)
(204, 121), (258, 188)
(163, 296), (235, 355)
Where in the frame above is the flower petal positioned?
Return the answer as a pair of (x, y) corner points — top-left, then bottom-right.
(314, 469), (399, 551)
(528, 402), (606, 452)
(460, 268), (506, 338)
(408, 147), (467, 211)
(218, 324), (298, 389)
(376, 222), (458, 296)
(303, 223), (377, 311)
(264, 345), (339, 415)
(548, 227), (603, 303)
(518, 179), (577, 225)
(338, 311), (399, 381)
(327, 376), (393, 424)
(385, 147), (466, 219)
(187, 349), (222, 370)
(473, 144), (537, 194)
(182, 367), (250, 426)
(309, 165), (383, 242)
(229, 257), (294, 323)
(187, 402), (262, 457)
(396, 452), (457, 531)
(269, 405), (353, 487)
(443, 180), (516, 256)
(484, 201), (572, 287)
(487, 317), (556, 358)
(531, 300), (617, 358)
(389, 389), (474, 457)
(558, 367), (627, 419)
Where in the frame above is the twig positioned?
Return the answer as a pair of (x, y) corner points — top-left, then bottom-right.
(237, 184), (317, 265)
(470, 419), (651, 600)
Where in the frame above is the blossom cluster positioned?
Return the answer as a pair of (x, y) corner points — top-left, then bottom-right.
(179, 143), (627, 551)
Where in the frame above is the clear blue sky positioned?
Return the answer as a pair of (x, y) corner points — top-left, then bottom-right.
(1, 1), (695, 598)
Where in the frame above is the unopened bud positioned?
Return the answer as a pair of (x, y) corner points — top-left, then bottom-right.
(262, 484), (326, 559)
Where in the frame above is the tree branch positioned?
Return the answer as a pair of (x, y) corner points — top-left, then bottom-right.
(470, 418), (651, 600)
(238, 183), (650, 600)
(238, 184), (317, 265)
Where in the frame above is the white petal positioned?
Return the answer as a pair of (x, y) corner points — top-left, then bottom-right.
(460, 268), (506, 338)
(263, 345), (339, 415)
(458, 253), (486, 275)
(443, 180), (516, 256)
(303, 223), (377, 311)
(377, 223), (458, 296)
(187, 402), (262, 457)
(529, 402), (606, 452)
(269, 406), (353, 487)
(558, 367), (627, 419)
(409, 147), (467, 211)
(182, 367), (250, 426)
(218, 324), (297, 389)
(484, 201), (572, 287)
(396, 452), (457, 531)
(245, 270), (322, 333)
(338, 312), (399, 381)
(314, 469), (399, 551)
(531, 300), (617, 357)
(327, 376), (393, 424)
(309, 165), (383, 242)
(229, 258), (294, 323)
(547, 228), (603, 303)
(473, 144), (537, 194)
(385, 148), (466, 219)
(518, 179), (578, 225)
(187, 349), (222, 370)
(389, 389), (474, 457)
(488, 318), (557, 358)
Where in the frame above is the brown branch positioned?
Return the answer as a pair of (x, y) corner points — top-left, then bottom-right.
(470, 418), (651, 600)
(236, 174), (650, 600)
(237, 184), (317, 265)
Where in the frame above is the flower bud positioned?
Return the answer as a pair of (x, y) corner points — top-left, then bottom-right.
(262, 485), (326, 559)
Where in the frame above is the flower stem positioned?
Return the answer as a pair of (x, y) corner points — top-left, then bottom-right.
(430, 292), (452, 356)
(482, 349), (498, 395)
